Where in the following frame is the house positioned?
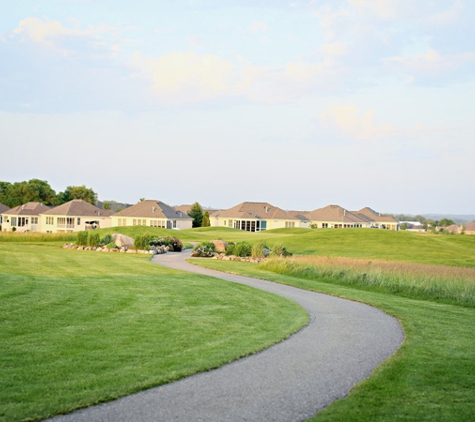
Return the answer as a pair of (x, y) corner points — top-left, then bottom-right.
(302, 205), (370, 229)
(111, 200), (193, 230)
(40, 200), (115, 233)
(462, 222), (475, 235)
(0, 203), (10, 230)
(209, 202), (304, 232)
(1, 202), (51, 232)
(355, 207), (399, 230)
(445, 224), (460, 234)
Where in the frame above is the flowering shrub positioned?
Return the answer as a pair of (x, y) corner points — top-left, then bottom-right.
(149, 236), (183, 252)
(192, 242), (215, 257)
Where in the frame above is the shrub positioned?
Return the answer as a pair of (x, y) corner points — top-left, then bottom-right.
(100, 234), (112, 245)
(106, 242), (117, 249)
(232, 241), (252, 257)
(134, 233), (152, 250)
(192, 242), (215, 257)
(225, 242), (235, 256)
(148, 236), (183, 252)
(251, 241), (268, 258)
(88, 232), (100, 248)
(76, 231), (88, 246)
(270, 242), (292, 257)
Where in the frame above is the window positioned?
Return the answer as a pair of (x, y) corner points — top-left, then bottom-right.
(322, 223), (328, 228)
(173, 220), (177, 228)
(18, 217), (28, 227)
(67, 218), (74, 228)
(285, 221), (295, 228)
(228, 220), (233, 228)
(31, 217), (38, 224)
(57, 217), (66, 228)
(133, 219), (137, 226)
(11, 217), (17, 226)
(77, 218), (81, 226)
(46, 217), (54, 225)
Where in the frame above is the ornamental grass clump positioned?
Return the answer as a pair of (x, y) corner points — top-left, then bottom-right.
(87, 232), (100, 248)
(230, 241), (252, 257)
(251, 241), (268, 258)
(76, 231), (88, 246)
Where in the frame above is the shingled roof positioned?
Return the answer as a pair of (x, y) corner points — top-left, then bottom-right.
(356, 207), (397, 223)
(0, 203), (10, 214)
(5, 202), (51, 216)
(42, 200), (115, 217)
(303, 205), (368, 224)
(114, 200), (192, 220)
(212, 202), (292, 220)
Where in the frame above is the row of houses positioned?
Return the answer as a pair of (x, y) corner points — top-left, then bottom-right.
(0, 199), (402, 233)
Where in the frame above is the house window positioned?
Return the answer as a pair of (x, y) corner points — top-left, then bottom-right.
(31, 217), (38, 224)
(173, 220), (177, 228)
(285, 221), (295, 228)
(46, 217), (54, 225)
(67, 218), (74, 228)
(77, 218), (81, 226)
(57, 217), (66, 227)
(133, 219), (137, 226)
(322, 223), (328, 228)
(11, 217), (17, 226)
(18, 217), (29, 227)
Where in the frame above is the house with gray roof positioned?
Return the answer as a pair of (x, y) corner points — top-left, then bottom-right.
(111, 200), (192, 230)
(0, 203), (10, 230)
(40, 200), (115, 233)
(1, 202), (51, 232)
(210, 201), (306, 232)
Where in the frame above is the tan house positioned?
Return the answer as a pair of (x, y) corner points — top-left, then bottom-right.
(462, 222), (475, 235)
(354, 207), (399, 230)
(210, 201), (304, 232)
(111, 200), (193, 230)
(0, 203), (10, 230)
(302, 205), (369, 229)
(1, 202), (51, 232)
(40, 200), (115, 233)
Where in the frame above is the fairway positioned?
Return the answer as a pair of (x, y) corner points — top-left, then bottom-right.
(0, 242), (307, 422)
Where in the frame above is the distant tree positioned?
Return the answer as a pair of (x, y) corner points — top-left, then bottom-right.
(139, 198), (145, 202)
(202, 210), (211, 227)
(57, 185), (97, 205)
(400, 222), (408, 230)
(438, 218), (455, 227)
(414, 215), (426, 223)
(188, 202), (203, 228)
(0, 179), (58, 208)
(103, 201), (111, 210)
(116, 207), (123, 212)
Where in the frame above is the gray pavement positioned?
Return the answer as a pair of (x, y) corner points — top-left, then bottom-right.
(46, 250), (404, 422)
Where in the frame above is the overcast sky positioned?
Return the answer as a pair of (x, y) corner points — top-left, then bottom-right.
(1, 0), (474, 214)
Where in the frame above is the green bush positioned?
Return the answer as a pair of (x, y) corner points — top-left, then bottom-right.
(270, 242), (292, 257)
(76, 231), (88, 246)
(100, 234), (112, 245)
(149, 236), (183, 252)
(106, 242), (117, 249)
(232, 241), (252, 257)
(251, 241), (268, 258)
(225, 242), (235, 256)
(192, 242), (215, 257)
(88, 232), (100, 248)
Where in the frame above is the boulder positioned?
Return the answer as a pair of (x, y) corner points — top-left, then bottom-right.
(211, 240), (227, 253)
(112, 233), (135, 248)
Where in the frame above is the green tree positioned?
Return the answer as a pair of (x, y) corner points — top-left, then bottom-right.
(202, 210), (211, 227)
(188, 202), (203, 228)
(0, 179), (57, 208)
(103, 202), (111, 210)
(438, 218), (455, 227)
(400, 222), (408, 231)
(57, 185), (97, 205)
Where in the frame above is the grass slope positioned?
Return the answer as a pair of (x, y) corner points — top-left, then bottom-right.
(0, 243), (307, 422)
(189, 256), (475, 421)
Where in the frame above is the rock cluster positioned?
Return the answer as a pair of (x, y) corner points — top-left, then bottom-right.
(61, 243), (174, 255)
(211, 253), (267, 263)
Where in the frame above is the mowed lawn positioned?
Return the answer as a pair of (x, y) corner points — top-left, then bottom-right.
(190, 228), (475, 421)
(0, 243), (307, 422)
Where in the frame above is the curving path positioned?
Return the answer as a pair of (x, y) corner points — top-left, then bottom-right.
(47, 250), (404, 422)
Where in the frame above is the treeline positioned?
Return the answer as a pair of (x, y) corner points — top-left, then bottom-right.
(392, 213), (455, 228)
(0, 179), (97, 209)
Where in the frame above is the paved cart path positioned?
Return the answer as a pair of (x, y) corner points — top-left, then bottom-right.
(47, 250), (404, 422)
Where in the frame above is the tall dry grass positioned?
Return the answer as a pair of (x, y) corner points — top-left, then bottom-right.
(260, 255), (475, 307)
(0, 231), (76, 243)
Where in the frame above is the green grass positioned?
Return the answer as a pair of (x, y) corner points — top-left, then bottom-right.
(0, 243), (307, 422)
(189, 258), (475, 421)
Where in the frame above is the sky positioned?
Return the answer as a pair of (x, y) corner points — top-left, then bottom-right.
(1, 0), (474, 215)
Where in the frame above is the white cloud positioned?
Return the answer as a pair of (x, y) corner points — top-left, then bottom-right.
(319, 103), (396, 141)
(383, 48), (475, 76)
(422, 0), (464, 27)
(247, 21), (269, 34)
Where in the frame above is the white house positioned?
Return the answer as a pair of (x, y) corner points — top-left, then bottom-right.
(1, 202), (50, 232)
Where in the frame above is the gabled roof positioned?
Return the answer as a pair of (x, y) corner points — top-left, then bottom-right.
(5, 202), (51, 216)
(357, 207), (397, 223)
(303, 205), (367, 224)
(464, 222), (475, 231)
(445, 224), (459, 233)
(42, 200), (115, 217)
(174, 204), (192, 215)
(212, 202), (293, 220)
(0, 203), (10, 214)
(113, 200), (192, 219)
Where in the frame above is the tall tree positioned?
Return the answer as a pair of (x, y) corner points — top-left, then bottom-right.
(188, 202), (203, 228)
(57, 185), (97, 205)
(0, 179), (57, 208)
(202, 210), (211, 227)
